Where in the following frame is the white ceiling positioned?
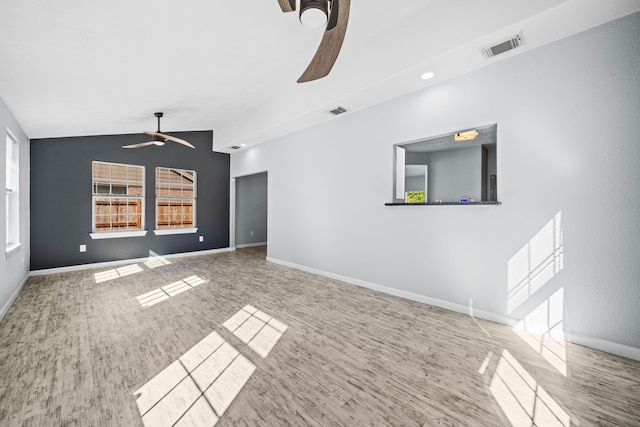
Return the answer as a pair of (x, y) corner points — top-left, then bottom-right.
(1, 0), (639, 152)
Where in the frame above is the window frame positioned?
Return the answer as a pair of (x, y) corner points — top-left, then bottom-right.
(90, 161), (147, 240)
(5, 129), (20, 254)
(154, 166), (198, 235)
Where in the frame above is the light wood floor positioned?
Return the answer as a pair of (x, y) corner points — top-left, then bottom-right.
(0, 247), (639, 426)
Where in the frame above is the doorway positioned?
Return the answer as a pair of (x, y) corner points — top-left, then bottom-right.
(233, 172), (268, 249)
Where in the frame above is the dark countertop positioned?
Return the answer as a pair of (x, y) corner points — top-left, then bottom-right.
(385, 201), (502, 206)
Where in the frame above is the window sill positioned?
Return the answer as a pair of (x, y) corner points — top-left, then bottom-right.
(90, 230), (148, 240)
(153, 227), (198, 236)
(5, 243), (22, 258)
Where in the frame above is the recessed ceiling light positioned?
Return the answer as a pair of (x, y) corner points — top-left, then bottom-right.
(421, 72), (435, 80)
(240, 144), (247, 147)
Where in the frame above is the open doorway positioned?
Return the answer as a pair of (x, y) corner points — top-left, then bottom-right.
(234, 172), (268, 249)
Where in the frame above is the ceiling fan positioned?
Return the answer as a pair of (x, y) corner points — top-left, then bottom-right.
(277, 0), (351, 83)
(122, 112), (195, 149)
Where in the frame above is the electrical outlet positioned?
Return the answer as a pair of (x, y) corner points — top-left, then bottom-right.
(250, 231), (254, 236)
(199, 236), (204, 242)
(80, 244), (86, 253)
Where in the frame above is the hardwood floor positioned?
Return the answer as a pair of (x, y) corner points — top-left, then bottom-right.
(0, 247), (639, 426)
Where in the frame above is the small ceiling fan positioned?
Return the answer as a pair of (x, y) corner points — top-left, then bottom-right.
(277, 0), (351, 83)
(122, 112), (195, 149)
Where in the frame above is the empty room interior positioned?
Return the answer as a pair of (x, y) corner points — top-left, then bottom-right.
(1, 1), (640, 426)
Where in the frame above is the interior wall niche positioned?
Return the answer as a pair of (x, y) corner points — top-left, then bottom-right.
(393, 124), (498, 204)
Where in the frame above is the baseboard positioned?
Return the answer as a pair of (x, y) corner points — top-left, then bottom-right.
(566, 332), (640, 361)
(30, 247), (235, 276)
(266, 256), (640, 362)
(267, 257), (516, 325)
(0, 274), (29, 322)
(235, 242), (267, 249)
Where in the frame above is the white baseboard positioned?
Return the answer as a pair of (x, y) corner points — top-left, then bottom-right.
(235, 242), (267, 249)
(266, 257), (640, 362)
(0, 274), (29, 321)
(30, 247), (235, 276)
(566, 332), (640, 361)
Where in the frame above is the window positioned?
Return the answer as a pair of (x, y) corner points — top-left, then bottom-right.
(92, 161), (144, 233)
(5, 131), (19, 252)
(155, 167), (196, 231)
(406, 191), (425, 203)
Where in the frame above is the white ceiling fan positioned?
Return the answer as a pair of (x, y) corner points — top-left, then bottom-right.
(122, 112), (195, 149)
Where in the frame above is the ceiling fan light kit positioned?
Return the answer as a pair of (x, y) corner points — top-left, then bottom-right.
(122, 112), (195, 149)
(277, 0), (350, 83)
(300, 0), (329, 28)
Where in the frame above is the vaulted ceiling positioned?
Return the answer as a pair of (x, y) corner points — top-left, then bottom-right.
(1, 0), (638, 152)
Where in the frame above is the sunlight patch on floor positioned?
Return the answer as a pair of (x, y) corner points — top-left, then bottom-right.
(94, 264), (144, 284)
(223, 305), (288, 358)
(144, 251), (172, 269)
(490, 349), (570, 427)
(136, 275), (208, 308)
(133, 331), (256, 427)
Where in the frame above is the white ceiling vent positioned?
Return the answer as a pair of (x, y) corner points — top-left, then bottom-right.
(328, 106), (348, 115)
(482, 32), (524, 58)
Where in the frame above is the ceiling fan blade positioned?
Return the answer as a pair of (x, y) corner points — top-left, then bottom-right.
(122, 141), (157, 149)
(147, 131), (196, 149)
(277, 0), (296, 12)
(297, 0), (350, 83)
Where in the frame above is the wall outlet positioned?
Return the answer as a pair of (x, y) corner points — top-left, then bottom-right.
(250, 231), (254, 236)
(79, 244), (86, 253)
(199, 236), (204, 242)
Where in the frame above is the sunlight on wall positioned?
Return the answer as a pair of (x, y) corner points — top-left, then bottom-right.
(94, 264), (144, 284)
(490, 350), (570, 427)
(514, 288), (567, 376)
(144, 251), (172, 269)
(134, 331), (255, 427)
(508, 212), (563, 313)
(136, 276), (207, 308)
(223, 305), (289, 358)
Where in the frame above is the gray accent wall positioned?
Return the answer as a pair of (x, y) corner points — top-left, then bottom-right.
(235, 172), (268, 247)
(30, 131), (229, 270)
(231, 13), (640, 351)
(0, 97), (30, 318)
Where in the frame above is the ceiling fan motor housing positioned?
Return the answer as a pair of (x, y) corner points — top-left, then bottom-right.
(300, 0), (329, 28)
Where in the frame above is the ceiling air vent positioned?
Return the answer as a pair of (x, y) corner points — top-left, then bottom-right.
(482, 32), (524, 58)
(328, 106), (348, 116)
(229, 145), (241, 150)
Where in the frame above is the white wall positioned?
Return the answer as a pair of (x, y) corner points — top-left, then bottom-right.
(231, 13), (640, 352)
(405, 175), (425, 193)
(430, 145), (482, 202)
(0, 97), (30, 320)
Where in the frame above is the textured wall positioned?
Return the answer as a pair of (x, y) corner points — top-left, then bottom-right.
(30, 131), (229, 270)
(231, 13), (640, 349)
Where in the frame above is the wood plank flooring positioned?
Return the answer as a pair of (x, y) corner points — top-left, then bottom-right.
(0, 247), (639, 426)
